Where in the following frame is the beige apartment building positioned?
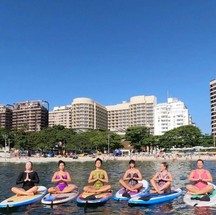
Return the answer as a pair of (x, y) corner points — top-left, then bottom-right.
(49, 98), (108, 131)
(210, 79), (216, 137)
(106, 102), (130, 133)
(0, 105), (13, 130)
(49, 105), (72, 128)
(106, 95), (156, 134)
(12, 100), (49, 132)
(49, 96), (156, 133)
(71, 98), (107, 130)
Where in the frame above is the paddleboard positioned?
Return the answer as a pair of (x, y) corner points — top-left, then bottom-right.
(183, 183), (216, 207)
(114, 179), (149, 201)
(76, 191), (112, 204)
(128, 188), (182, 205)
(0, 186), (47, 208)
(41, 189), (79, 205)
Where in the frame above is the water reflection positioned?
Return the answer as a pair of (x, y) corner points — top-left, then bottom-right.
(194, 207), (215, 215)
(1, 160), (216, 214)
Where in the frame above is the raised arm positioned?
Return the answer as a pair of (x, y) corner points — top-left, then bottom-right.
(16, 172), (25, 184)
(122, 170), (131, 181)
(134, 169), (142, 181)
(151, 172), (160, 182)
(51, 172), (61, 183)
(98, 170), (109, 183)
(31, 171), (40, 183)
(162, 172), (173, 182)
(201, 170), (213, 182)
(188, 170), (198, 182)
(88, 171), (98, 184)
(61, 172), (72, 183)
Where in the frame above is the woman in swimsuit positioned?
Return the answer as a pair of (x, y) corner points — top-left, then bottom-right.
(83, 158), (111, 194)
(48, 160), (77, 194)
(186, 159), (213, 195)
(11, 161), (39, 196)
(150, 162), (173, 194)
(119, 159), (143, 192)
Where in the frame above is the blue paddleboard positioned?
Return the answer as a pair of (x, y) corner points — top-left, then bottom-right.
(114, 180), (149, 201)
(128, 188), (182, 205)
(0, 186), (47, 208)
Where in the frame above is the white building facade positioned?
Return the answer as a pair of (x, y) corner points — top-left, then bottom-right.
(154, 98), (192, 135)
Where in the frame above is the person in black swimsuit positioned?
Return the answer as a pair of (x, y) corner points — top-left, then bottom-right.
(119, 160), (143, 193)
(11, 161), (39, 196)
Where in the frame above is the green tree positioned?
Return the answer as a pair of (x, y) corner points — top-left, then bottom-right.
(125, 126), (150, 150)
(159, 125), (202, 150)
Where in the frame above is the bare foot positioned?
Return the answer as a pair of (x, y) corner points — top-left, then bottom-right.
(26, 192), (34, 196)
(150, 189), (157, 194)
(157, 190), (163, 194)
(131, 189), (138, 193)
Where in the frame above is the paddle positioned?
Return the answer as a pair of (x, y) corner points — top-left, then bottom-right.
(84, 194), (97, 201)
(139, 195), (151, 201)
(122, 192), (131, 198)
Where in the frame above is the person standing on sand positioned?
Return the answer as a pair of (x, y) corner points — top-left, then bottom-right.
(48, 160), (77, 194)
(119, 160), (143, 195)
(83, 158), (111, 194)
(11, 161), (39, 196)
(186, 159), (213, 195)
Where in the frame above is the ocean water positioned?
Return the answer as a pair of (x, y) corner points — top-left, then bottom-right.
(0, 159), (216, 215)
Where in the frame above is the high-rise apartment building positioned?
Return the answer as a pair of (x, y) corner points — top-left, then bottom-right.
(0, 104), (13, 130)
(210, 79), (216, 136)
(106, 102), (130, 133)
(71, 98), (107, 131)
(48, 95), (192, 135)
(154, 98), (192, 135)
(12, 100), (49, 132)
(49, 98), (108, 131)
(106, 95), (156, 134)
(49, 105), (72, 128)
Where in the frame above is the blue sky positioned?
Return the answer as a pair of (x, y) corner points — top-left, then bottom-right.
(0, 0), (216, 134)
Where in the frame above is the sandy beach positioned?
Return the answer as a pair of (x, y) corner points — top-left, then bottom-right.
(1, 154), (216, 163)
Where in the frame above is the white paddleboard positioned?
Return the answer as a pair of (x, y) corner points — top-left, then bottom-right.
(183, 183), (216, 207)
(0, 186), (47, 208)
(41, 189), (79, 205)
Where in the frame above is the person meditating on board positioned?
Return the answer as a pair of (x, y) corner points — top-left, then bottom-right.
(186, 159), (213, 198)
(83, 158), (111, 194)
(48, 160), (77, 194)
(11, 161), (39, 196)
(150, 162), (173, 194)
(119, 159), (143, 197)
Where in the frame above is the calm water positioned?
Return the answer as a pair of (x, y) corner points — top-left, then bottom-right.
(1, 159), (216, 215)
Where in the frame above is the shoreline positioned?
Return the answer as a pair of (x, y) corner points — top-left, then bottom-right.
(1, 154), (216, 163)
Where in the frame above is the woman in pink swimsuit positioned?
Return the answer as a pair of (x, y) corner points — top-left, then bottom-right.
(186, 159), (213, 195)
(48, 160), (77, 194)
